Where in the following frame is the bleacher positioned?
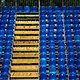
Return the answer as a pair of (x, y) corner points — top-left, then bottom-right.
(0, 5), (80, 80)
(0, 6), (15, 80)
(40, 6), (80, 80)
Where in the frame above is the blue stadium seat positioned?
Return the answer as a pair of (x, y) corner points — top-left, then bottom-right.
(40, 6), (45, 13)
(40, 72), (46, 80)
(46, 6), (53, 13)
(61, 6), (66, 12)
(53, 6), (59, 11)
(31, 6), (37, 12)
(10, 6), (16, 11)
(17, 6), (23, 12)
(2, 6), (8, 12)
(67, 6), (74, 11)
(24, 6), (30, 12)
(74, 6), (80, 11)
(40, 66), (46, 73)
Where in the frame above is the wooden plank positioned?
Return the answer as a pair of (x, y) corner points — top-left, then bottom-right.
(15, 26), (39, 29)
(12, 59), (39, 64)
(13, 41), (39, 45)
(13, 47), (39, 51)
(10, 72), (38, 77)
(14, 36), (39, 40)
(12, 53), (39, 57)
(14, 31), (39, 34)
(16, 21), (39, 24)
(11, 65), (38, 71)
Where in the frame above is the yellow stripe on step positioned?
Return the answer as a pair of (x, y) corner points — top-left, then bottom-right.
(13, 41), (39, 45)
(14, 31), (39, 34)
(14, 36), (39, 40)
(15, 26), (39, 29)
(12, 59), (39, 64)
(12, 53), (38, 57)
(11, 65), (38, 71)
(13, 47), (38, 51)
(10, 72), (38, 77)
(16, 21), (39, 24)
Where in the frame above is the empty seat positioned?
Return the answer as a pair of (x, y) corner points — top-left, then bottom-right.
(61, 6), (66, 12)
(17, 6), (23, 12)
(10, 6), (16, 11)
(2, 6), (8, 11)
(67, 6), (74, 11)
(24, 6), (30, 12)
(40, 6), (45, 12)
(31, 6), (37, 12)
(74, 6), (80, 11)
(53, 6), (59, 11)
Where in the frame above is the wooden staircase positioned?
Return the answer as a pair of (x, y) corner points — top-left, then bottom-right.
(10, 12), (39, 80)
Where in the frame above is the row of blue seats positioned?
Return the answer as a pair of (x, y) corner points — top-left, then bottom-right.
(1, 6), (37, 12)
(40, 7), (47, 80)
(64, 12), (76, 79)
(47, 9), (56, 80)
(72, 12), (80, 76)
(0, 8), (15, 80)
(1, 6), (80, 13)
(40, 6), (80, 12)
(55, 11), (67, 79)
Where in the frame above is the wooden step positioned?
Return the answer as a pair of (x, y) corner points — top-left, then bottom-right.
(13, 41), (39, 45)
(12, 53), (38, 57)
(16, 21), (39, 24)
(16, 18), (39, 21)
(10, 72), (38, 77)
(14, 36), (39, 40)
(14, 31), (39, 34)
(13, 47), (38, 51)
(15, 26), (39, 29)
(12, 59), (39, 64)
(11, 65), (38, 71)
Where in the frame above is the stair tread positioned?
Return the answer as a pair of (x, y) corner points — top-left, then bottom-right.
(10, 72), (38, 77)
(14, 31), (39, 34)
(12, 53), (38, 57)
(13, 41), (39, 45)
(16, 21), (39, 24)
(15, 26), (39, 29)
(12, 59), (39, 64)
(14, 36), (39, 40)
(11, 65), (38, 71)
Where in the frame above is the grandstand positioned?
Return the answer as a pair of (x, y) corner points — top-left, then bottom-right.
(0, 0), (80, 80)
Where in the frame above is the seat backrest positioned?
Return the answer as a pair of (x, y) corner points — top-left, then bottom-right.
(24, 6), (30, 12)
